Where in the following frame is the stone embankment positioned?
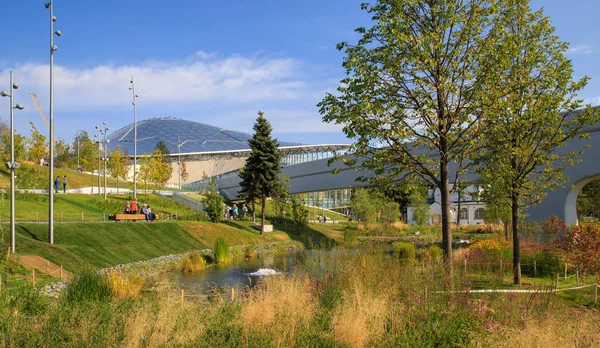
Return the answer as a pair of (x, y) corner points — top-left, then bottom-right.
(39, 250), (213, 298)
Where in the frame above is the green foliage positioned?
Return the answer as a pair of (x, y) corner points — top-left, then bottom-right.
(319, 0), (503, 261)
(214, 237), (231, 264)
(393, 242), (416, 260)
(290, 195), (309, 228)
(202, 177), (224, 223)
(154, 140), (171, 162)
(238, 111), (282, 234)
(139, 149), (172, 189)
(410, 188), (430, 227)
(27, 121), (48, 169)
(75, 130), (98, 172)
(577, 179), (600, 218)
(272, 176), (290, 221)
(107, 145), (130, 194)
(54, 139), (73, 169)
(350, 189), (377, 223)
(475, 0), (600, 284)
(343, 227), (358, 244)
(62, 269), (112, 304)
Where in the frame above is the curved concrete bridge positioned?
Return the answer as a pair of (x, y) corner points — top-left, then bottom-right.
(217, 121), (600, 226)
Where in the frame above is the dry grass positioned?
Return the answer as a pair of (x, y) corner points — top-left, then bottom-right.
(331, 282), (390, 348)
(123, 297), (206, 347)
(238, 274), (315, 345)
(476, 306), (600, 348)
(107, 271), (143, 299)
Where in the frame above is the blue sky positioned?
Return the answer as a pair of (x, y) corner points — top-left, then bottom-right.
(1, 0), (599, 146)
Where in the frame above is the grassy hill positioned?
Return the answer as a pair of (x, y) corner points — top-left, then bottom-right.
(0, 193), (204, 222)
(1, 220), (297, 273)
(0, 162), (131, 190)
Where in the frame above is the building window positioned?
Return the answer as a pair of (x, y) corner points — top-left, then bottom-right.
(475, 208), (485, 220)
(459, 208), (469, 220)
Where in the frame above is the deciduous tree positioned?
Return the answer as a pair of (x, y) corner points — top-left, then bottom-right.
(108, 145), (130, 194)
(475, 0), (600, 284)
(319, 0), (498, 267)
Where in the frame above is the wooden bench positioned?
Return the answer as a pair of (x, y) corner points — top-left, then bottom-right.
(108, 214), (159, 222)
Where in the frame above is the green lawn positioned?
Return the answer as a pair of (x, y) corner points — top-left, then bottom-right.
(0, 193), (204, 222)
(2, 222), (208, 272)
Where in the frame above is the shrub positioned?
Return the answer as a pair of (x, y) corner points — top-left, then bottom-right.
(393, 242), (416, 260)
(215, 237), (231, 264)
(343, 228), (359, 244)
(559, 223), (600, 275)
(428, 245), (443, 261)
(62, 269), (112, 304)
(180, 251), (208, 273)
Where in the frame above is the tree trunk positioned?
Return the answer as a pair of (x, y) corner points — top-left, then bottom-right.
(260, 198), (266, 235)
(252, 200), (256, 223)
(440, 161), (453, 274)
(512, 191), (521, 285)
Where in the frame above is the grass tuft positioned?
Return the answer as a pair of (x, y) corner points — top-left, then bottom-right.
(214, 237), (231, 264)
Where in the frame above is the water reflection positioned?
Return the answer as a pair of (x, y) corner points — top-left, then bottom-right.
(178, 245), (393, 294)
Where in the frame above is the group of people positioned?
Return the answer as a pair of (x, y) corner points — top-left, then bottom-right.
(124, 198), (155, 222)
(224, 203), (247, 220)
(53, 176), (67, 193)
(317, 214), (327, 223)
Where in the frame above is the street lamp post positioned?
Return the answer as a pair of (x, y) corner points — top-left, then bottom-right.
(129, 77), (138, 199)
(46, 0), (61, 245)
(1, 71), (24, 253)
(94, 123), (101, 195)
(177, 136), (187, 190)
(99, 121), (110, 200)
(76, 128), (81, 170)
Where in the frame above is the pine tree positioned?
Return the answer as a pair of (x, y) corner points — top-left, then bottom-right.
(154, 140), (171, 163)
(238, 111), (282, 234)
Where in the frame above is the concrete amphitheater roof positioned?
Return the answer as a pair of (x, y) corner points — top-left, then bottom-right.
(106, 117), (307, 156)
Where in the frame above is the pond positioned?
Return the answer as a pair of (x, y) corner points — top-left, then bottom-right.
(177, 245), (393, 293)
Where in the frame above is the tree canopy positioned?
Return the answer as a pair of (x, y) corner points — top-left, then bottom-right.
(238, 111), (282, 234)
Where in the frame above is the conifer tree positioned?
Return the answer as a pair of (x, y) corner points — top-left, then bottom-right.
(238, 111), (282, 234)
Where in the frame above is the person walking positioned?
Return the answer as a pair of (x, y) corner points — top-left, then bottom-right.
(131, 198), (138, 214)
(63, 176), (67, 193)
(232, 203), (238, 220)
(242, 203), (248, 219)
(54, 176), (60, 193)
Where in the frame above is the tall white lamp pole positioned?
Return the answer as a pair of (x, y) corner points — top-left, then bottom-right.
(1, 72), (24, 253)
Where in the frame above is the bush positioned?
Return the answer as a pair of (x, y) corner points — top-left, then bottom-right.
(180, 251), (208, 273)
(428, 245), (443, 260)
(393, 242), (416, 260)
(343, 228), (359, 244)
(215, 237), (231, 264)
(62, 269), (112, 304)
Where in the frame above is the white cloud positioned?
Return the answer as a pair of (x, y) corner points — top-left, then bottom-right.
(0, 53), (309, 112)
(566, 44), (594, 55)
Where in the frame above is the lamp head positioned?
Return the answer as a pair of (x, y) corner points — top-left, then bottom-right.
(15, 104), (24, 110)
(52, 16), (57, 22)
(12, 82), (19, 90)
(55, 30), (62, 36)
(0, 91), (8, 97)
(45, 3), (50, 9)
(51, 45), (58, 51)
(129, 87), (132, 90)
